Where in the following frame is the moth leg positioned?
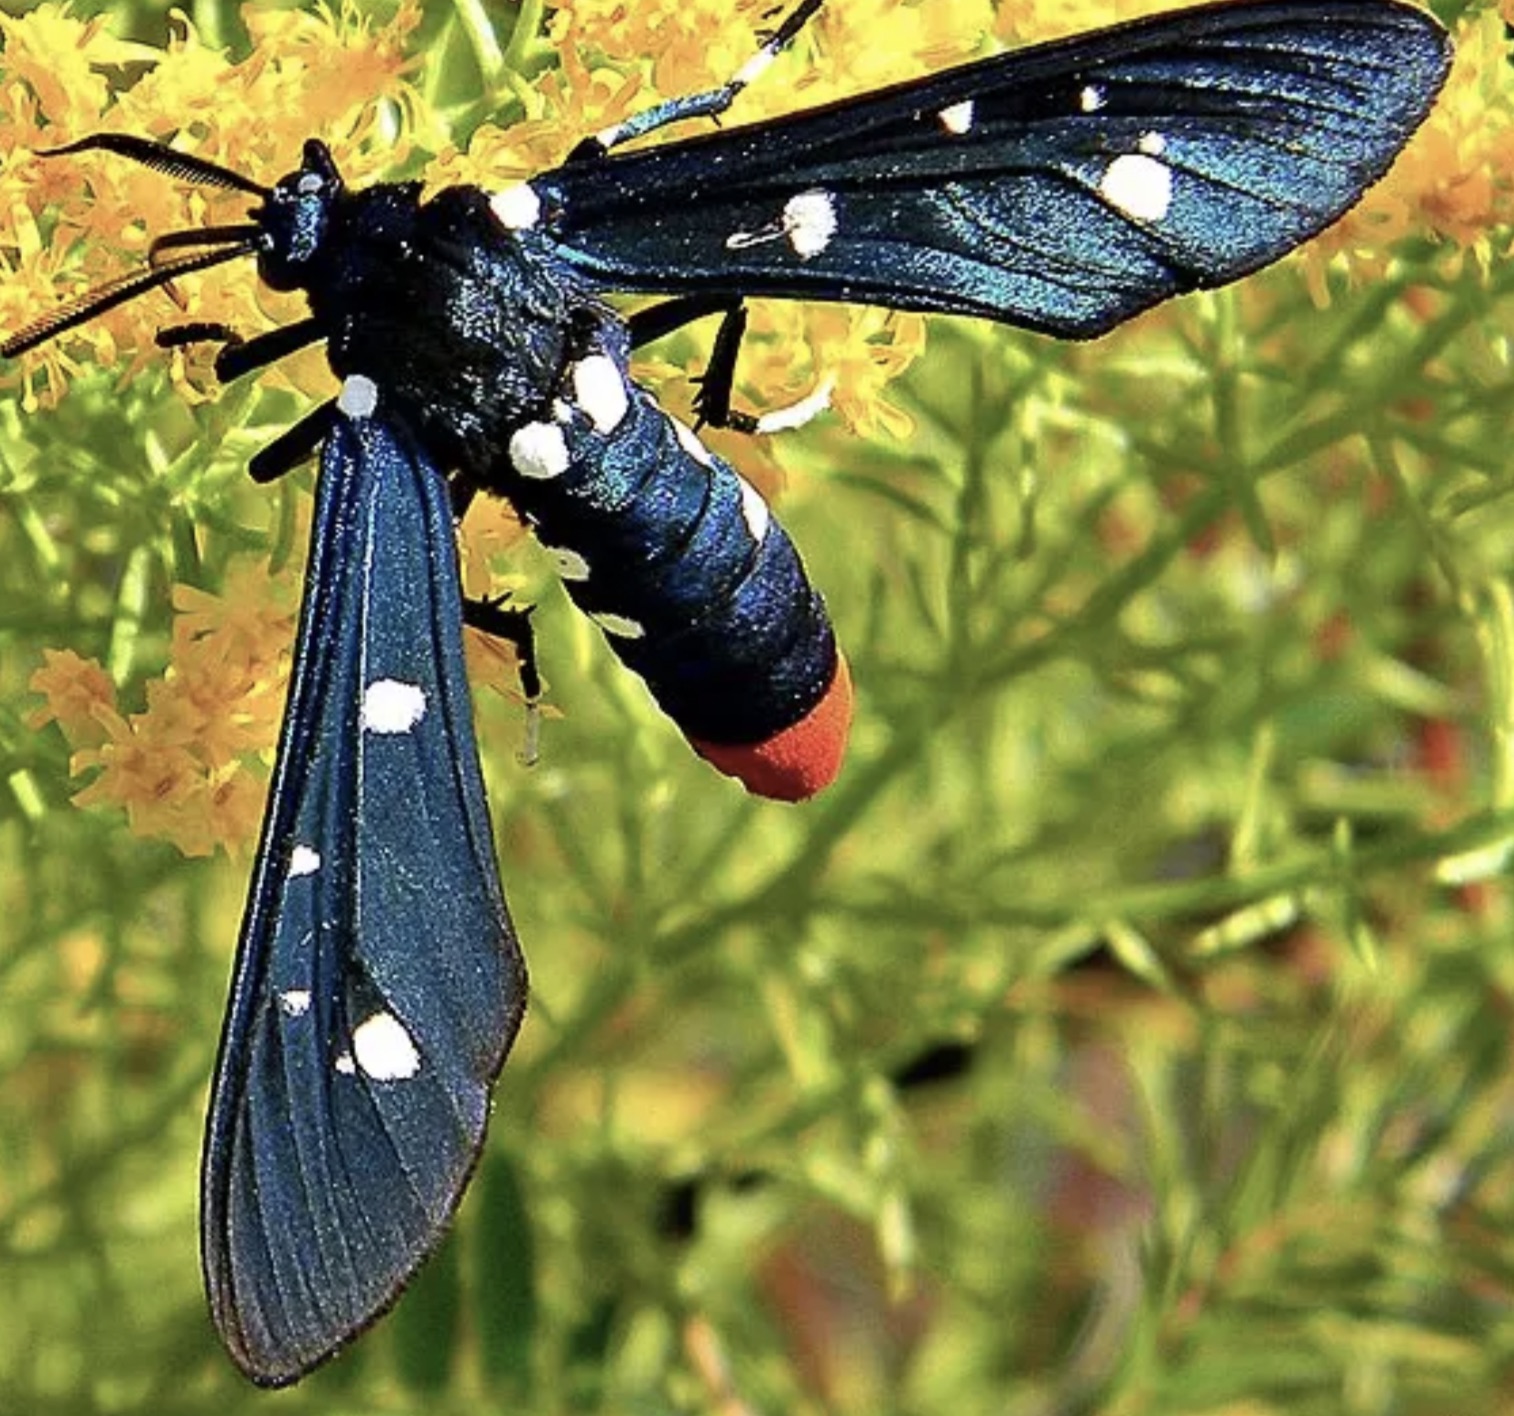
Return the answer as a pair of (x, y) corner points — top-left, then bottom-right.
(158, 317), (324, 384)
(248, 400), (336, 484)
(463, 596), (543, 765)
(625, 294), (742, 350)
(566, 0), (823, 159)
(627, 297), (827, 436)
(624, 296), (755, 429)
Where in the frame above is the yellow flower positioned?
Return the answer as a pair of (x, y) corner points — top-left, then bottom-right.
(0, 9), (159, 135)
(27, 648), (118, 748)
(431, 47), (644, 184)
(29, 560), (296, 855)
(69, 704), (214, 854)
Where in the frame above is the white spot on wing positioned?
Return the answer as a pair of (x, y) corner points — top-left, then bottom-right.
(571, 354), (629, 434)
(1100, 152), (1172, 223)
(288, 844), (321, 878)
(279, 989), (312, 1018)
(351, 1010), (421, 1081)
(782, 190), (837, 258)
(1138, 130), (1167, 157)
(334, 1051), (356, 1075)
(545, 544), (591, 581)
(362, 678), (427, 734)
(1079, 84), (1106, 113)
(509, 420), (571, 479)
(490, 182), (541, 230)
(337, 374), (378, 419)
(737, 477), (770, 543)
(590, 610), (646, 640)
(671, 416), (715, 469)
(937, 100), (974, 135)
(724, 188), (837, 261)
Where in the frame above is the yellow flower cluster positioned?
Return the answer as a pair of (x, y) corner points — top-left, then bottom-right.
(28, 562), (295, 856)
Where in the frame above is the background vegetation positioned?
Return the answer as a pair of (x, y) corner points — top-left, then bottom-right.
(2, 0), (1512, 1411)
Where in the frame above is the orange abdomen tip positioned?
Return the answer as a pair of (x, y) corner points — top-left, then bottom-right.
(689, 653), (853, 802)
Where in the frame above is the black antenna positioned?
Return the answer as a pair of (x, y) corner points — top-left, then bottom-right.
(1, 241), (258, 358)
(39, 134), (270, 198)
(2, 135), (271, 358)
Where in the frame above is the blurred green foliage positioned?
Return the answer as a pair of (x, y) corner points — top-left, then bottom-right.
(4, 0), (1514, 1412)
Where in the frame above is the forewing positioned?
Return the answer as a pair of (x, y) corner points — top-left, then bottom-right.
(534, 1), (1449, 335)
(200, 410), (527, 1387)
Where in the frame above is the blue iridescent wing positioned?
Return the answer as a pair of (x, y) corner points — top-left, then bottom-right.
(533, 0), (1449, 335)
(200, 404), (527, 1387)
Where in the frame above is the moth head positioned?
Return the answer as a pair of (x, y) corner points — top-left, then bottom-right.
(256, 139), (344, 292)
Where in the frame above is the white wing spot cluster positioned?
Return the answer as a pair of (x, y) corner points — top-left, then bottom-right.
(571, 355), (629, 434)
(937, 100), (974, 135)
(590, 610), (646, 640)
(490, 182), (542, 230)
(509, 420), (571, 480)
(361, 678), (427, 735)
(1100, 131), (1173, 224)
(337, 374), (379, 419)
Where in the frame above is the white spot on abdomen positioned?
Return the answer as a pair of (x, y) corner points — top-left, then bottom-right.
(1100, 152), (1172, 223)
(937, 100), (974, 135)
(671, 416), (715, 469)
(337, 375), (378, 419)
(350, 1010), (422, 1081)
(490, 182), (541, 230)
(509, 421), (571, 480)
(571, 354), (629, 434)
(737, 477), (770, 543)
(362, 679), (427, 734)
